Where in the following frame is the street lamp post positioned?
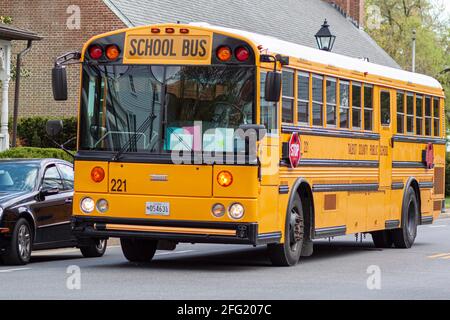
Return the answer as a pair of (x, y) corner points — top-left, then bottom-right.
(315, 19), (336, 52)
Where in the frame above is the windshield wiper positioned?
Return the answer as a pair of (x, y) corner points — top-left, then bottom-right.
(111, 115), (155, 161)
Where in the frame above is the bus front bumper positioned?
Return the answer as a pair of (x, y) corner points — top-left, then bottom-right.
(72, 216), (281, 245)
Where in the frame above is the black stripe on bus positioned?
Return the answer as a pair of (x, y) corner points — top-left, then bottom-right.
(278, 185), (290, 194)
(312, 183), (379, 192)
(256, 232), (282, 244)
(391, 182), (404, 190)
(421, 216), (433, 225)
(385, 220), (400, 229)
(281, 125), (380, 140)
(419, 182), (434, 189)
(314, 225), (346, 238)
(280, 159), (379, 168)
(392, 135), (447, 145)
(392, 161), (427, 168)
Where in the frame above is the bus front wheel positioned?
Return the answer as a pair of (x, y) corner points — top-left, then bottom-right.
(267, 193), (304, 266)
(392, 186), (419, 248)
(120, 238), (157, 263)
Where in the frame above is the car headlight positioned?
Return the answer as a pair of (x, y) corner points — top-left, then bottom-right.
(80, 197), (95, 213)
(228, 203), (245, 220)
(96, 199), (109, 213)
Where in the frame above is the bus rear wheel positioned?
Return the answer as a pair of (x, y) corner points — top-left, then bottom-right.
(267, 193), (304, 266)
(392, 187), (419, 248)
(120, 238), (157, 263)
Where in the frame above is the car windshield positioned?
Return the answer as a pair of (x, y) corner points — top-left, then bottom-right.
(0, 163), (39, 192)
(79, 64), (255, 154)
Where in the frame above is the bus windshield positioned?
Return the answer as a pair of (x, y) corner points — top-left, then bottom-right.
(79, 64), (255, 154)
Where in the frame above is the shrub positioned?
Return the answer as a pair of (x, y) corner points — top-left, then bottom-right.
(11, 116), (77, 149)
(0, 147), (73, 163)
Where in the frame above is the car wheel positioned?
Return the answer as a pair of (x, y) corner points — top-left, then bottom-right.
(371, 230), (393, 248)
(120, 238), (158, 263)
(3, 218), (33, 265)
(267, 193), (304, 266)
(392, 187), (419, 248)
(80, 239), (107, 258)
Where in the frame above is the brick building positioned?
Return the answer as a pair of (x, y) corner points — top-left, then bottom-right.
(0, 0), (398, 117)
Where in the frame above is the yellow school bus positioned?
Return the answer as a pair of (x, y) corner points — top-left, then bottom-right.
(51, 23), (446, 266)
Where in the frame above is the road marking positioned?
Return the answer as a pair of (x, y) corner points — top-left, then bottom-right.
(428, 253), (450, 259)
(156, 250), (195, 256)
(0, 267), (31, 273)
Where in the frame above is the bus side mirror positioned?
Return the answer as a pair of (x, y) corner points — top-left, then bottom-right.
(46, 120), (63, 138)
(52, 65), (68, 101)
(264, 71), (281, 102)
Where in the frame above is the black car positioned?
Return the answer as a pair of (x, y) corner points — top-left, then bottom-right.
(0, 158), (106, 265)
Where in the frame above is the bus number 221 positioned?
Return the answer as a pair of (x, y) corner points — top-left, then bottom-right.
(111, 179), (127, 192)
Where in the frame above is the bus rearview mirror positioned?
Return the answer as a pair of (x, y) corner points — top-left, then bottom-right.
(264, 71), (281, 102)
(52, 65), (68, 101)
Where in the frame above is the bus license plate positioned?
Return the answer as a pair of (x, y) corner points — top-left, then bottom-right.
(145, 202), (170, 216)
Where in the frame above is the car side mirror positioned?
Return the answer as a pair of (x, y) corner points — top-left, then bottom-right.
(264, 71), (281, 102)
(40, 187), (60, 198)
(52, 65), (68, 101)
(46, 120), (63, 138)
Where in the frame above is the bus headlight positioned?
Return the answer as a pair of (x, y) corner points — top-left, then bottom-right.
(96, 199), (109, 213)
(211, 203), (225, 217)
(228, 203), (245, 220)
(80, 197), (95, 214)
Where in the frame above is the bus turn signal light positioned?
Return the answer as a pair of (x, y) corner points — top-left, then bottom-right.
(91, 167), (105, 183)
(216, 46), (232, 62)
(217, 171), (233, 187)
(88, 45), (103, 60)
(105, 44), (120, 60)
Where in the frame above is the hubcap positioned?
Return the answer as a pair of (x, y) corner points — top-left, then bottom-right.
(18, 224), (31, 260)
(288, 207), (303, 251)
(96, 239), (106, 251)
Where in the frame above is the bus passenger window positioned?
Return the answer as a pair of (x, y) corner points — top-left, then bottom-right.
(352, 82), (362, 129)
(433, 97), (440, 136)
(364, 85), (373, 131)
(260, 72), (278, 134)
(396, 91), (405, 133)
(416, 95), (423, 135)
(424, 96), (432, 136)
(282, 70), (294, 123)
(312, 74), (324, 126)
(326, 77), (337, 127)
(406, 93), (414, 133)
(339, 80), (350, 128)
(380, 91), (390, 126)
(297, 72), (310, 125)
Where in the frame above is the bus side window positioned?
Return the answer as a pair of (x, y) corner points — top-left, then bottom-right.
(312, 74), (324, 126)
(396, 91), (405, 133)
(424, 96), (432, 136)
(364, 84), (373, 131)
(380, 91), (390, 126)
(416, 94), (423, 135)
(297, 72), (310, 125)
(352, 82), (362, 129)
(260, 72), (278, 134)
(406, 93), (414, 133)
(339, 80), (350, 129)
(433, 97), (440, 136)
(326, 77), (337, 127)
(281, 70), (294, 123)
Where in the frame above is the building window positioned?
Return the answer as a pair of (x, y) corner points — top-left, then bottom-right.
(396, 91), (405, 134)
(380, 91), (390, 125)
(424, 96), (432, 136)
(339, 80), (350, 129)
(260, 72), (278, 134)
(433, 97), (440, 136)
(312, 74), (324, 126)
(406, 93), (414, 134)
(326, 77), (337, 127)
(364, 84), (373, 131)
(416, 94), (423, 135)
(352, 82), (362, 129)
(297, 72), (310, 125)
(282, 70), (294, 123)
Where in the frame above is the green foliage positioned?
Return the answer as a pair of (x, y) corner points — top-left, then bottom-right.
(0, 15), (12, 24)
(446, 152), (450, 196)
(0, 147), (73, 162)
(11, 117), (77, 149)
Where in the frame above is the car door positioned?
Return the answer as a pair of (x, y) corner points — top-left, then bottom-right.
(33, 164), (70, 244)
(56, 163), (75, 241)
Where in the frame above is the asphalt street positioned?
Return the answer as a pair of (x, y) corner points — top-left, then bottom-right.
(1, 217), (450, 300)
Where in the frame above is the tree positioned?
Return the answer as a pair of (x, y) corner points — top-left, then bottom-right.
(365, 0), (450, 125)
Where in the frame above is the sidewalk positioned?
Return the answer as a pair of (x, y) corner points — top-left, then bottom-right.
(440, 209), (450, 219)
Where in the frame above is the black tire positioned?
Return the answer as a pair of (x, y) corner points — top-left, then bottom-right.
(267, 193), (304, 266)
(120, 238), (157, 263)
(80, 239), (107, 258)
(371, 230), (393, 248)
(2, 218), (33, 265)
(392, 187), (419, 248)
